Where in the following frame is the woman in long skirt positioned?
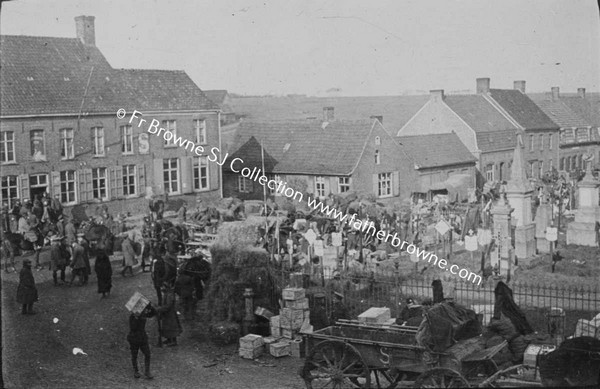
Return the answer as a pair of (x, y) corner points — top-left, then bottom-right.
(94, 249), (112, 298)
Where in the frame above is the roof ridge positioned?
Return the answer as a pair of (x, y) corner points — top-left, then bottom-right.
(116, 68), (186, 73)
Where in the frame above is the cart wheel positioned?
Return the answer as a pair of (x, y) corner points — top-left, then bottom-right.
(370, 369), (405, 389)
(300, 340), (371, 389)
(477, 364), (532, 388)
(414, 367), (470, 388)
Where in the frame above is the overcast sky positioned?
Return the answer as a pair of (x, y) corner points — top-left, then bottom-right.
(2, 0), (599, 96)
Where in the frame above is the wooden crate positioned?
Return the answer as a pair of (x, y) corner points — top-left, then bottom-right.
(125, 292), (150, 315)
(269, 342), (290, 358)
(280, 308), (304, 330)
(282, 288), (305, 301)
(239, 346), (263, 359)
(270, 325), (281, 337)
(239, 334), (264, 349)
(270, 315), (280, 328)
(358, 307), (391, 324)
(282, 328), (296, 339)
(285, 297), (309, 310)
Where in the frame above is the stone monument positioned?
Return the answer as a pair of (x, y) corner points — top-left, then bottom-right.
(505, 139), (536, 259)
(567, 160), (599, 246)
(534, 200), (553, 253)
(491, 195), (514, 275)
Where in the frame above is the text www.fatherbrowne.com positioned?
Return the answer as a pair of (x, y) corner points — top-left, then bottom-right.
(124, 109), (482, 286)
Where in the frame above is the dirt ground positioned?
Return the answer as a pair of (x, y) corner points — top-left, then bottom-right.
(1, 248), (306, 389)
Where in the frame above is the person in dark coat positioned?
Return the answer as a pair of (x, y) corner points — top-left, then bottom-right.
(79, 234), (91, 285)
(94, 249), (112, 298)
(69, 237), (87, 286)
(174, 271), (195, 320)
(157, 286), (182, 346)
(16, 259), (38, 314)
(49, 236), (67, 286)
(127, 303), (157, 379)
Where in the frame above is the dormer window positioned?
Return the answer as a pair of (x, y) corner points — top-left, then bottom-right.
(375, 150), (380, 165)
(63, 77), (70, 81)
(375, 136), (381, 145)
(26, 76), (34, 81)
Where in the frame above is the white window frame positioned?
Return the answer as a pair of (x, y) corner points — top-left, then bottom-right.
(92, 127), (105, 156)
(92, 167), (108, 200)
(338, 177), (350, 193)
(539, 134), (544, 150)
(193, 156), (209, 191)
(163, 158), (180, 194)
(315, 176), (326, 197)
(30, 129), (46, 161)
(538, 161), (544, 177)
(548, 134), (553, 149)
(269, 175), (281, 195)
(60, 128), (74, 160)
(529, 135), (534, 151)
(1, 131), (15, 163)
(375, 136), (381, 146)
(29, 173), (48, 192)
(0, 175), (19, 207)
(378, 172), (392, 198)
(485, 164), (494, 182)
(122, 165), (137, 197)
(238, 176), (251, 193)
(60, 170), (77, 205)
(163, 120), (177, 147)
(529, 161), (535, 178)
(375, 150), (380, 165)
(121, 125), (134, 155)
(195, 119), (206, 145)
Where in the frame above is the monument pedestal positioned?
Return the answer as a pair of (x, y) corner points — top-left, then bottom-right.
(567, 209), (598, 246)
(534, 203), (552, 254)
(514, 223), (536, 261)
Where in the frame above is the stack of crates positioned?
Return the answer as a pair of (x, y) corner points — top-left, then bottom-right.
(239, 334), (264, 359)
(280, 288), (310, 339)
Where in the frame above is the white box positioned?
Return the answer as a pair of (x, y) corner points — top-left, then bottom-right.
(282, 288), (305, 301)
(358, 307), (391, 324)
(269, 342), (290, 357)
(239, 334), (264, 349)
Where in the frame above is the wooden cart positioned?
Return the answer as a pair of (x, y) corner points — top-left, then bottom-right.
(299, 320), (511, 389)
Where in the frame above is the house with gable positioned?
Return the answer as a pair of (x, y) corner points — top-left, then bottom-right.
(397, 78), (559, 186)
(0, 16), (221, 214)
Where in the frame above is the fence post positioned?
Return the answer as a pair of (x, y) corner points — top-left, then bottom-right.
(394, 261), (400, 317)
(243, 288), (255, 335)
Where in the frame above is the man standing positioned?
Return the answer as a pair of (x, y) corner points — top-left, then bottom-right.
(174, 270), (195, 321)
(51, 194), (63, 221)
(177, 203), (187, 224)
(121, 232), (137, 277)
(157, 285), (182, 346)
(64, 217), (77, 251)
(69, 236), (87, 286)
(78, 233), (91, 285)
(16, 259), (38, 314)
(49, 236), (67, 286)
(1, 203), (16, 272)
(127, 304), (156, 379)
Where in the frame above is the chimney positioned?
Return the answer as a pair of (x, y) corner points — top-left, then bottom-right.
(75, 15), (96, 46)
(513, 80), (526, 93)
(578, 88), (586, 99)
(370, 115), (383, 124)
(429, 89), (445, 103)
(323, 107), (334, 122)
(476, 78), (490, 94)
(551, 87), (560, 101)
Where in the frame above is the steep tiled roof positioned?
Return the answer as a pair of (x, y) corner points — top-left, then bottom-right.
(445, 94), (518, 133)
(529, 97), (590, 128)
(224, 119), (377, 175)
(204, 90), (228, 106)
(476, 129), (518, 153)
(489, 89), (558, 130)
(397, 133), (476, 169)
(272, 120), (375, 175)
(0, 35), (217, 116)
(560, 97), (600, 127)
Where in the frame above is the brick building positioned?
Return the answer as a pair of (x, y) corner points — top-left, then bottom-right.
(0, 16), (221, 215)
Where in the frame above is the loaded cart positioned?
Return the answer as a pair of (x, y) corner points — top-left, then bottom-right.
(299, 301), (528, 388)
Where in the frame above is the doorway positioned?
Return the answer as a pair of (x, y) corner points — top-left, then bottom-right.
(29, 173), (48, 201)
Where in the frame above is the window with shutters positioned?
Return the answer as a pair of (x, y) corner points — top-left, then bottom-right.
(338, 177), (350, 193)
(195, 119), (206, 144)
(238, 176), (252, 193)
(60, 128), (74, 159)
(163, 158), (179, 194)
(29, 174), (48, 194)
(122, 165), (137, 196)
(163, 120), (177, 147)
(378, 173), (392, 197)
(193, 156), (209, 191)
(315, 176), (326, 197)
(1, 131), (15, 163)
(60, 170), (77, 204)
(92, 168), (108, 200)
(92, 127), (105, 156)
(121, 125), (133, 154)
(30, 130), (46, 161)
(0, 175), (18, 207)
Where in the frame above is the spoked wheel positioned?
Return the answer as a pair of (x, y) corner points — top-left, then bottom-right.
(414, 367), (470, 388)
(369, 369), (404, 389)
(477, 364), (538, 388)
(300, 340), (371, 389)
